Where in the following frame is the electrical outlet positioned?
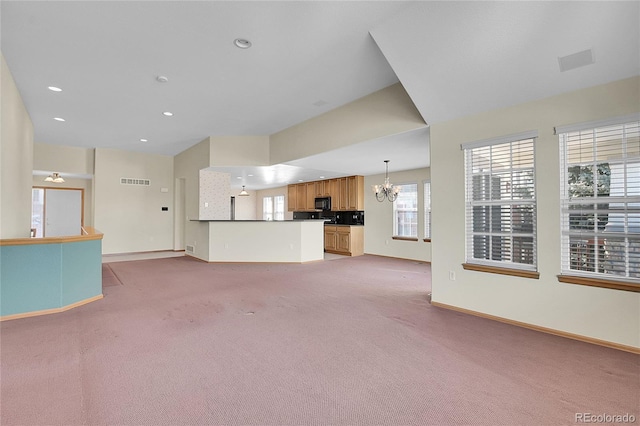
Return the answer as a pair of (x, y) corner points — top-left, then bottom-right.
(449, 271), (456, 281)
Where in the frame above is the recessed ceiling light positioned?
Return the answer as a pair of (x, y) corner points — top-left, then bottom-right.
(162, 111), (173, 117)
(53, 117), (65, 122)
(140, 138), (148, 142)
(319, 176), (325, 179)
(156, 75), (169, 83)
(48, 86), (62, 92)
(248, 174), (254, 177)
(298, 179), (304, 182)
(234, 38), (252, 49)
(237, 176), (242, 179)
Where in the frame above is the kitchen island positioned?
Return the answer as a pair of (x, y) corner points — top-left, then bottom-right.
(189, 219), (325, 263)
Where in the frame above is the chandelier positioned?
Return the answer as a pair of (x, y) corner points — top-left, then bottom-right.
(44, 172), (65, 183)
(238, 185), (249, 196)
(372, 160), (401, 202)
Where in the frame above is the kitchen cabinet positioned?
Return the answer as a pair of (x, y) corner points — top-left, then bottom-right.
(346, 175), (364, 210)
(329, 179), (339, 210)
(338, 177), (348, 211)
(324, 225), (337, 251)
(306, 182), (316, 210)
(315, 180), (330, 197)
(287, 185), (297, 211)
(296, 184), (306, 211)
(289, 175), (364, 212)
(287, 182), (317, 211)
(324, 225), (364, 256)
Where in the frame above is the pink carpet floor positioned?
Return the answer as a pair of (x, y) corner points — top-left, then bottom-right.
(1, 255), (638, 425)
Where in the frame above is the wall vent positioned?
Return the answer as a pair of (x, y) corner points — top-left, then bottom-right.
(120, 177), (150, 186)
(185, 245), (194, 253)
(558, 48), (594, 72)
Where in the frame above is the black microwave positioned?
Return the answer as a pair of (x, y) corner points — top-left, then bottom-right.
(314, 197), (331, 211)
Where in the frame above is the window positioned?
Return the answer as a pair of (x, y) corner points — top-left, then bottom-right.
(463, 132), (537, 273)
(558, 115), (640, 289)
(424, 181), (431, 240)
(393, 183), (418, 238)
(263, 197), (273, 221)
(263, 195), (285, 221)
(274, 195), (285, 221)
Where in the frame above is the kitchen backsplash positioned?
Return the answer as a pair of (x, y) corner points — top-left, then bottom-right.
(293, 210), (364, 225)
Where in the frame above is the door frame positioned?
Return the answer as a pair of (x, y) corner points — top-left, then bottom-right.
(33, 186), (85, 236)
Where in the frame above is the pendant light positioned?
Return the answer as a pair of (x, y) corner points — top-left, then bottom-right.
(44, 172), (65, 183)
(372, 160), (401, 202)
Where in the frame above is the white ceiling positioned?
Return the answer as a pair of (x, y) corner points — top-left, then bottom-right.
(3, 1), (638, 190)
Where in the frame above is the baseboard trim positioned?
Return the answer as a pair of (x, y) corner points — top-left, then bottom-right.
(0, 294), (104, 322)
(363, 253), (431, 264)
(431, 301), (639, 354)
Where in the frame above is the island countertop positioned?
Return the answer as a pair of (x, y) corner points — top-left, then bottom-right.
(188, 220), (325, 263)
(190, 219), (327, 222)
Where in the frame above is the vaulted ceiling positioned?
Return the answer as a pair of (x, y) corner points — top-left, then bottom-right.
(2, 1), (638, 188)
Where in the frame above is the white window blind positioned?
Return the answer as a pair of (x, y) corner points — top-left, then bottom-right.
(274, 195), (285, 221)
(463, 136), (537, 270)
(559, 119), (640, 283)
(393, 183), (418, 237)
(263, 197), (273, 221)
(424, 181), (431, 239)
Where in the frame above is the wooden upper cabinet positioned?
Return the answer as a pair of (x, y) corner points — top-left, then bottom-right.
(315, 180), (329, 197)
(347, 175), (364, 210)
(287, 185), (297, 211)
(338, 177), (348, 211)
(329, 179), (340, 211)
(306, 182), (315, 210)
(289, 176), (363, 212)
(296, 184), (307, 211)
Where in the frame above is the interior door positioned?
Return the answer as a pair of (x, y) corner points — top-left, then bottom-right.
(45, 189), (82, 237)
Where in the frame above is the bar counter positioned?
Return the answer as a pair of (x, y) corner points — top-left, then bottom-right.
(189, 220), (325, 263)
(0, 227), (104, 320)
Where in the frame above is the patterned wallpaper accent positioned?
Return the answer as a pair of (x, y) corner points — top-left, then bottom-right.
(199, 170), (231, 219)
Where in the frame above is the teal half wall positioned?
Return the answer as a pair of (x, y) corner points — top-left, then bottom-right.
(0, 238), (103, 318)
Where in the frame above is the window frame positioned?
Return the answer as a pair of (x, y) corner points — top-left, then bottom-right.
(423, 180), (431, 242)
(557, 114), (640, 292)
(392, 182), (418, 240)
(461, 131), (539, 277)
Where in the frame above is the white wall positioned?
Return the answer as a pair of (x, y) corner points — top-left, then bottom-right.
(94, 147), (174, 254)
(430, 76), (640, 349)
(1, 53), (34, 239)
(208, 221), (324, 263)
(33, 143), (94, 176)
(32, 143), (95, 227)
(364, 168), (431, 262)
(174, 138), (211, 260)
(234, 191), (257, 220)
(209, 135), (270, 167)
(255, 186), (292, 221)
(32, 176), (93, 227)
(270, 83), (426, 164)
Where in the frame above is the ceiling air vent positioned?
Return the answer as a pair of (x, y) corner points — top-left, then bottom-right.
(120, 177), (150, 186)
(558, 48), (594, 72)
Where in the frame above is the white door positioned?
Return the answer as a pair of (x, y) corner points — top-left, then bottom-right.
(45, 189), (82, 237)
